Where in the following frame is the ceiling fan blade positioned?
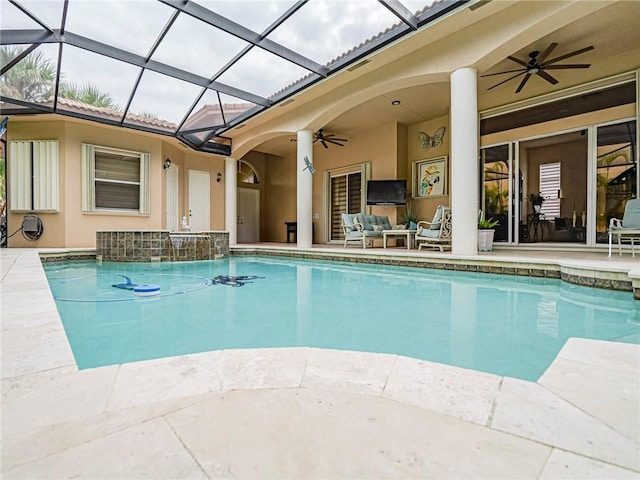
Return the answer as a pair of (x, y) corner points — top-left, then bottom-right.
(515, 74), (532, 93)
(328, 137), (347, 142)
(537, 42), (558, 63)
(487, 71), (527, 90)
(506, 55), (530, 68)
(326, 139), (346, 146)
(543, 45), (593, 65)
(481, 68), (527, 77)
(544, 63), (591, 69)
(536, 69), (558, 85)
(321, 139), (328, 149)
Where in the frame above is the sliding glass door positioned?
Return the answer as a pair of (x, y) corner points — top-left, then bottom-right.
(481, 144), (513, 243)
(329, 171), (361, 242)
(595, 120), (637, 243)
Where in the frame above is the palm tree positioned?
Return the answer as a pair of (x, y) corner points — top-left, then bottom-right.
(0, 46), (56, 101)
(58, 82), (120, 110)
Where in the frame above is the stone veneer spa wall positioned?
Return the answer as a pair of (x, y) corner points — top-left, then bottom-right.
(96, 231), (229, 262)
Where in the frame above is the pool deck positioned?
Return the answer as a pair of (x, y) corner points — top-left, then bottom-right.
(1, 246), (639, 479)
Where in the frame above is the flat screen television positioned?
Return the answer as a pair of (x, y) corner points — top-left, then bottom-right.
(366, 180), (407, 205)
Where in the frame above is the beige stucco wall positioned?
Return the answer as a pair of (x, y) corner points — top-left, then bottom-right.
(406, 115), (451, 223)
(6, 121), (68, 248)
(6, 117), (225, 248)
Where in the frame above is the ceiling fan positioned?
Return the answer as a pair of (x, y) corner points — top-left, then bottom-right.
(482, 42), (593, 93)
(314, 129), (348, 148)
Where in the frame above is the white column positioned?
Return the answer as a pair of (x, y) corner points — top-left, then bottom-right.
(450, 67), (479, 255)
(224, 156), (237, 246)
(297, 130), (314, 248)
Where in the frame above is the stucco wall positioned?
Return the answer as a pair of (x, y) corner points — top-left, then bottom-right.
(6, 117), (225, 248)
(407, 115), (451, 223)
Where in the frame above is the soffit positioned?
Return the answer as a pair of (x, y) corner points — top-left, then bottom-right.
(242, 1), (639, 157)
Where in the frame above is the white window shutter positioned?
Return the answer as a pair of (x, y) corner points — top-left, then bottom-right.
(81, 144), (96, 212)
(539, 162), (561, 218)
(32, 140), (59, 211)
(8, 141), (32, 211)
(139, 153), (150, 215)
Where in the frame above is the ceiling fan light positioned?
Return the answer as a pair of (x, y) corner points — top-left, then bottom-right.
(528, 67), (540, 74)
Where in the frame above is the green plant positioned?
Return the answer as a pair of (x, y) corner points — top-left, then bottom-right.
(399, 198), (419, 225)
(478, 210), (499, 229)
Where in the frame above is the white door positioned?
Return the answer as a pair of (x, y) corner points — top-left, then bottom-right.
(237, 187), (259, 243)
(165, 164), (179, 231)
(188, 170), (210, 231)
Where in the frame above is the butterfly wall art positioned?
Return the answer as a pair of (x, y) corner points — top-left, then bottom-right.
(419, 127), (445, 151)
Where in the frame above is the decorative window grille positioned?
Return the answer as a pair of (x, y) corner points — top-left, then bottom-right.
(539, 162), (561, 218)
(8, 140), (59, 212)
(237, 160), (259, 184)
(82, 144), (150, 214)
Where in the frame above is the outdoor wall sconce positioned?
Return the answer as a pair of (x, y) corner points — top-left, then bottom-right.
(216, 172), (222, 183)
(163, 158), (171, 170)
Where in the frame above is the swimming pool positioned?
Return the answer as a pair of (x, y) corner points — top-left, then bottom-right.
(44, 256), (640, 381)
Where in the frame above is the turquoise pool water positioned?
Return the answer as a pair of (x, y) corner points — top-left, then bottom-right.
(44, 256), (640, 381)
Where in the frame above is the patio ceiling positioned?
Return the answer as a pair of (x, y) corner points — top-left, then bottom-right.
(0, 0), (468, 154)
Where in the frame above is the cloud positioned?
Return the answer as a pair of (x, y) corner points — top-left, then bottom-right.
(3, 0), (427, 124)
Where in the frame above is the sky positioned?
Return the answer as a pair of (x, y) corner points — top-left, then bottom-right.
(1, 0), (437, 127)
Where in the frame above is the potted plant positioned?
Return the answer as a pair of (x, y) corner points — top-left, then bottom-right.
(529, 193), (545, 213)
(478, 210), (499, 252)
(399, 198), (419, 230)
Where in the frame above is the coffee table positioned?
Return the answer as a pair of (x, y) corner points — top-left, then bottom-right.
(382, 229), (416, 249)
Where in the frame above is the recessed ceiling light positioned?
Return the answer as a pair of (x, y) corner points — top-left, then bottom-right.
(391, 100), (401, 105)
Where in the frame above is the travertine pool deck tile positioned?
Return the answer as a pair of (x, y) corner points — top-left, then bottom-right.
(382, 355), (502, 425)
(1, 248), (639, 478)
(491, 377), (640, 471)
(1, 394), (209, 473)
(539, 353), (639, 441)
(106, 350), (225, 411)
(302, 348), (396, 395)
(3, 418), (208, 480)
(2, 365), (117, 434)
(1, 322), (76, 378)
(164, 388), (552, 479)
(221, 347), (308, 390)
(539, 449), (640, 480)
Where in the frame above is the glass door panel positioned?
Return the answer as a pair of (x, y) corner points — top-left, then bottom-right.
(519, 130), (588, 244)
(481, 144), (511, 243)
(329, 171), (361, 242)
(595, 120), (637, 243)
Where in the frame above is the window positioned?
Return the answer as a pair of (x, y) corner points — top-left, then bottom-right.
(325, 162), (370, 241)
(237, 160), (259, 184)
(539, 162), (560, 218)
(82, 144), (150, 214)
(8, 140), (59, 212)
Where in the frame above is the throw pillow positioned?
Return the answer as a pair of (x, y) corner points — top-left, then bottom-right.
(372, 224), (384, 232)
(353, 217), (363, 231)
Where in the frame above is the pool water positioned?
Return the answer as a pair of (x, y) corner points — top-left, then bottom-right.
(44, 256), (640, 381)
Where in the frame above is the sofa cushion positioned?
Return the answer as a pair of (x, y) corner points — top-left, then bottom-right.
(375, 215), (392, 230)
(361, 215), (377, 231)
